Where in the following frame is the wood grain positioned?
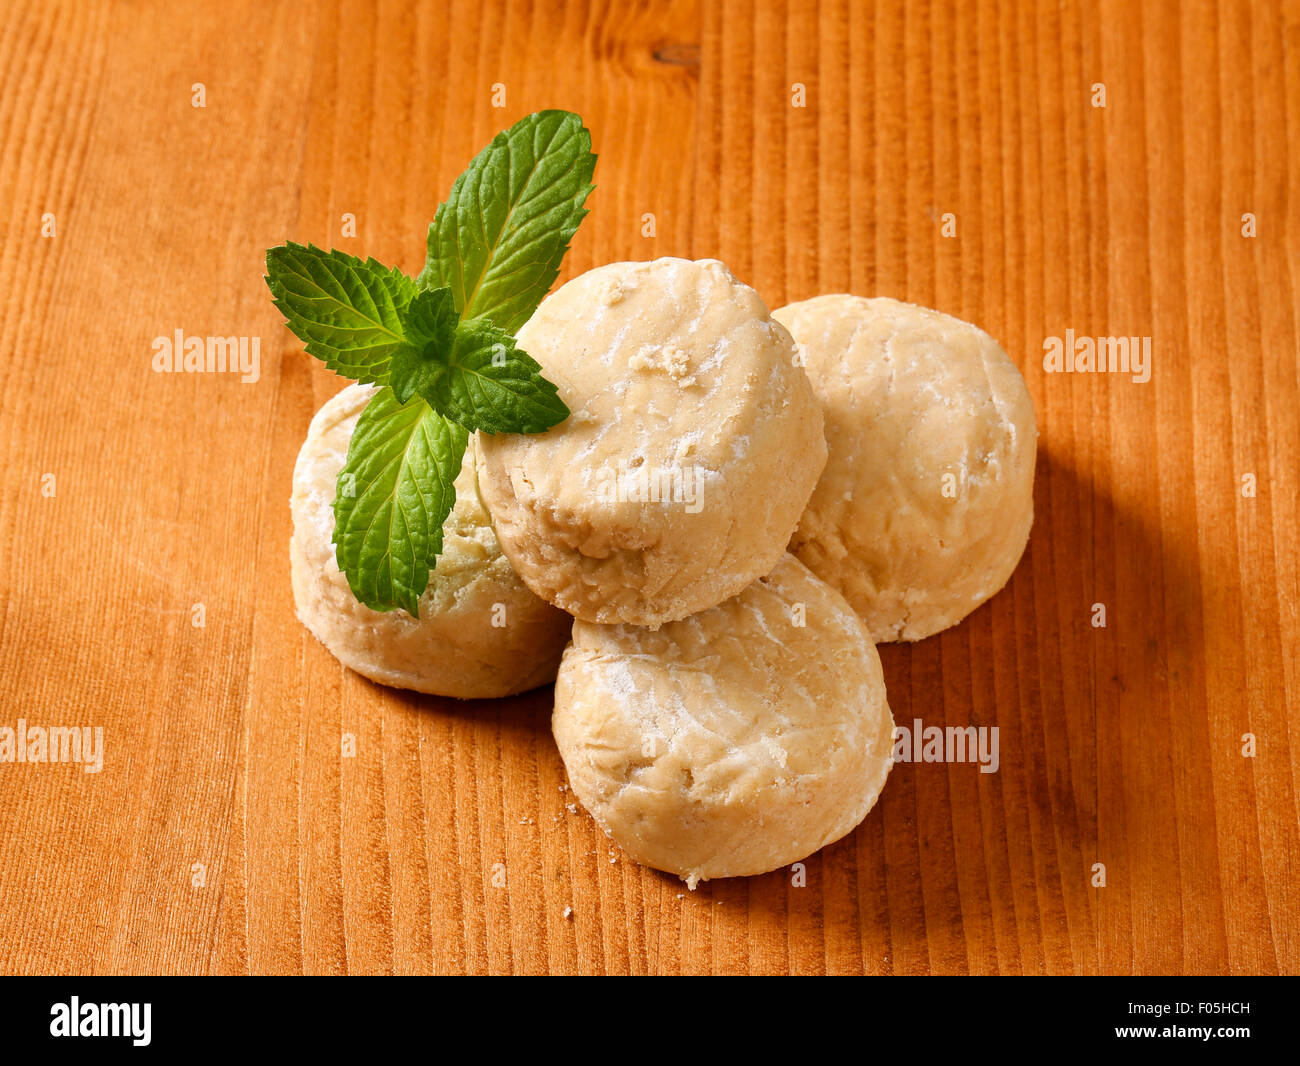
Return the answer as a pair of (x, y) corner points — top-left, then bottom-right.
(0, 0), (1295, 975)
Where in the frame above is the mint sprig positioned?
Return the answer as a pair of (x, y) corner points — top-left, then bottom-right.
(265, 110), (596, 616)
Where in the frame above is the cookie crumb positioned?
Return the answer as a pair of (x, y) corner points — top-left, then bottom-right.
(600, 275), (637, 306)
(628, 343), (697, 387)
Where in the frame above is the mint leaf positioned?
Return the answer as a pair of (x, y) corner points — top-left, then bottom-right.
(266, 243), (415, 384)
(415, 319), (569, 434)
(417, 110), (596, 334)
(332, 387), (467, 617)
(388, 287), (459, 405)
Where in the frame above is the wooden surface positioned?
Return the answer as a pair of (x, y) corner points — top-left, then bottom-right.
(0, 0), (1296, 976)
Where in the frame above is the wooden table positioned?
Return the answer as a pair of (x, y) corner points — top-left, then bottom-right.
(0, 0), (1295, 976)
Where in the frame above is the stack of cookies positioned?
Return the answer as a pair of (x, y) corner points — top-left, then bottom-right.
(291, 257), (1037, 889)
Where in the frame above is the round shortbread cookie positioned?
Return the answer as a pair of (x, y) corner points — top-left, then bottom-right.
(773, 295), (1037, 642)
(476, 258), (827, 627)
(290, 384), (572, 698)
(553, 553), (895, 887)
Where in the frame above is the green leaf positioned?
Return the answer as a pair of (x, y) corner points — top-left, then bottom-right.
(417, 110), (596, 335)
(388, 287), (460, 405)
(266, 243), (416, 384)
(415, 319), (570, 434)
(331, 387), (467, 617)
